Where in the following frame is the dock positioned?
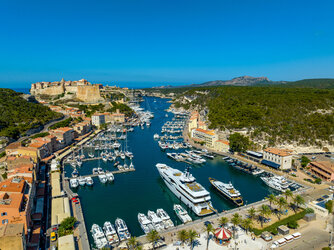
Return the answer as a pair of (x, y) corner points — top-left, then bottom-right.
(64, 168), (135, 180)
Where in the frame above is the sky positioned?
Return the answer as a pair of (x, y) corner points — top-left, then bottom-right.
(0, 0), (334, 88)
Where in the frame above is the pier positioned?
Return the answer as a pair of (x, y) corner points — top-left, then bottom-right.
(64, 168), (136, 180)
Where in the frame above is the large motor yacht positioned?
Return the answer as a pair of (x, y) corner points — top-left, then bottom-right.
(156, 208), (174, 229)
(103, 221), (119, 245)
(260, 175), (290, 192)
(91, 224), (108, 249)
(138, 213), (154, 234)
(115, 218), (131, 241)
(209, 178), (244, 206)
(156, 163), (215, 216)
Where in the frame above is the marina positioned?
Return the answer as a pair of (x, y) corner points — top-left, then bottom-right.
(63, 97), (289, 248)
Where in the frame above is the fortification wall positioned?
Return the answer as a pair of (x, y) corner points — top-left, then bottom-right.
(32, 85), (65, 96)
(65, 86), (78, 94)
(77, 85), (103, 103)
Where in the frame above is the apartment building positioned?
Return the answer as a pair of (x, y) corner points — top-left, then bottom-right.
(191, 128), (218, 148)
(262, 148), (293, 170)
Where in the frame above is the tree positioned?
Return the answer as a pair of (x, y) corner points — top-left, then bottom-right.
(325, 200), (333, 213)
(301, 156), (310, 168)
(276, 197), (288, 220)
(58, 216), (77, 237)
(146, 230), (160, 249)
(204, 224), (214, 250)
(266, 194), (277, 209)
(293, 195), (305, 212)
(230, 213), (241, 238)
(177, 230), (188, 246)
(229, 133), (251, 152)
(247, 207), (256, 220)
(258, 205), (271, 228)
(187, 229), (198, 250)
(241, 218), (253, 234)
(218, 217), (229, 227)
(128, 236), (138, 249)
(284, 190), (293, 203)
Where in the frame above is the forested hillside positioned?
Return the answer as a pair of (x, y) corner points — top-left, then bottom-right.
(0, 89), (61, 138)
(173, 86), (334, 147)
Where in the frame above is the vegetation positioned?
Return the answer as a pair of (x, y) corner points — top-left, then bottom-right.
(75, 103), (105, 117)
(230, 213), (241, 238)
(146, 230), (160, 249)
(58, 216), (77, 237)
(325, 200), (333, 213)
(0, 88), (61, 139)
(30, 132), (50, 139)
(247, 207), (256, 220)
(301, 156), (311, 168)
(107, 102), (134, 116)
(187, 229), (199, 250)
(204, 224), (214, 250)
(49, 118), (73, 130)
(128, 236), (139, 249)
(241, 218), (253, 234)
(177, 229), (188, 245)
(1, 172), (7, 180)
(108, 92), (125, 101)
(287, 220), (299, 229)
(218, 216), (229, 227)
(0, 152), (5, 158)
(229, 132), (251, 152)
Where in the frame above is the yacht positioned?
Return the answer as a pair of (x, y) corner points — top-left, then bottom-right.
(156, 163), (215, 216)
(70, 178), (79, 188)
(115, 218), (131, 241)
(78, 177), (86, 186)
(120, 152), (126, 160)
(147, 210), (164, 232)
(92, 168), (98, 175)
(173, 204), (192, 223)
(157, 208), (174, 229)
(153, 134), (160, 140)
(138, 213), (155, 234)
(260, 175), (290, 192)
(97, 168), (104, 174)
(129, 161), (134, 169)
(98, 174), (108, 184)
(106, 172), (114, 182)
(91, 224), (108, 249)
(71, 169), (79, 178)
(86, 176), (94, 186)
(103, 221), (119, 245)
(209, 178), (244, 206)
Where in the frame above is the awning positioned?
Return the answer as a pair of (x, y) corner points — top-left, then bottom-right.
(261, 160), (280, 169)
(214, 227), (231, 240)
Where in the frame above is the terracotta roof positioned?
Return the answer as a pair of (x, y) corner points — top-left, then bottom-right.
(29, 142), (46, 148)
(0, 177), (25, 193)
(264, 148), (292, 157)
(6, 142), (21, 150)
(0, 192), (24, 209)
(216, 140), (229, 145)
(194, 128), (215, 136)
(53, 127), (73, 132)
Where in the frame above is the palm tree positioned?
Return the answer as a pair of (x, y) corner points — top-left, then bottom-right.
(146, 230), (160, 249)
(293, 195), (305, 213)
(266, 194), (277, 209)
(258, 204), (271, 228)
(230, 213), (241, 238)
(177, 229), (188, 246)
(204, 224), (214, 250)
(128, 236), (138, 249)
(276, 197), (288, 220)
(247, 207), (256, 220)
(241, 218), (253, 234)
(218, 216), (229, 227)
(284, 189), (293, 203)
(187, 229), (198, 250)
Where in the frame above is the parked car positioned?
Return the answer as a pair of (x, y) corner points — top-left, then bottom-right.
(51, 232), (57, 242)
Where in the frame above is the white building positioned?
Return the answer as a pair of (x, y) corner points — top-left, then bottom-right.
(262, 148), (292, 170)
(91, 114), (105, 127)
(191, 128), (218, 148)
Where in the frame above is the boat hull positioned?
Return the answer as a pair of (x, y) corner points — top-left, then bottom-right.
(209, 178), (244, 207)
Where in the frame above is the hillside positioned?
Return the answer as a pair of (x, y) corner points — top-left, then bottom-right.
(173, 86), (334, 148)
(0, 88), (62, 139)
(283, 78), (334, 89)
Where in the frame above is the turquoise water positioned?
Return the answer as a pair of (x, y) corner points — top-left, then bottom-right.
(64, 97), (273, 246)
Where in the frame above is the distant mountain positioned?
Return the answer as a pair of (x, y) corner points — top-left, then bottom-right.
(196, 76), (286, 87)
(282, 78), (334, 89)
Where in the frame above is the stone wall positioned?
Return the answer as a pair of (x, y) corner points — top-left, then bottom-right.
(31, 85), (65, 96)
(77, 85), (103, 103)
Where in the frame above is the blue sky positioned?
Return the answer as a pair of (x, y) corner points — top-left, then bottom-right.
(1, 0), (334, 88)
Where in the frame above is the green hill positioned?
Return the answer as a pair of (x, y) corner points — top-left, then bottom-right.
(0, 88), (62, 139)
(283, 78), (334, 88)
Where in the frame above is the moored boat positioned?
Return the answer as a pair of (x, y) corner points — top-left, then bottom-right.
(209, 177), (244, 206)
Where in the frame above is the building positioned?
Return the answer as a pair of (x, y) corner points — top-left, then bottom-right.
(30, 135), (58, 155)
(51, 197), (70, 226)
(73, 120), (92, 136)
(191, 128), (218, 148)
(0, 223), (26, 250)
(49, 127), (75, 147)
(309, 161), (334, 181)
(5, 143), (39, 164)
(58, 234), (75, 250)
(188, 111), (199, 133)
(214, 140), (230, 153)
(92, 114), (105, 127)
(262, 148), (293, 170)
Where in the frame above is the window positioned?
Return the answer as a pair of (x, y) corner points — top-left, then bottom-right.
(2, 219), (8, 224)
(1, 212), (7, 216)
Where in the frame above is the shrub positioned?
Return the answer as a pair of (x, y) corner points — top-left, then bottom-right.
(0, 152), (6, 158)
(287, 220), (299, 229)
(1, 172), (7, 180)
(325, 200), (333, 213)
(58, 216), (77, 237)
(314, 178), (322, 184)
(305, 208), (314, 214)
(270, 228), (278, 235)
(30, 132), (50, 139)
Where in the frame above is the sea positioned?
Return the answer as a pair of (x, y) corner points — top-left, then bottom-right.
(64, 97), (274, 247)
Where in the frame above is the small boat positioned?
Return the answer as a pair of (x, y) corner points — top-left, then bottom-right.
(153, 134), (160, 140)
(72, 169), (79, 178)
(86, 176), (94, 186)
(115, 218), (131, 241)
(157, 208), (174, 229)
(97, 168), (104, 174)
(147, 210), (164, 232)
(138, 213), (154, 234)
(92, 168), (98, 175)
(103, 221), (119, 245)
(106, 172), (114, 182)
(98, 174), (107, 184)
(173, 204), (192, 223)
(70, 178), (79, 188)
(91, 224), (108, 249)
(129, 161), (134, 169)
(78, 177), (86, 186)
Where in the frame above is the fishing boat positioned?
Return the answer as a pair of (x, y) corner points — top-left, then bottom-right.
(209, 177), (244, 206)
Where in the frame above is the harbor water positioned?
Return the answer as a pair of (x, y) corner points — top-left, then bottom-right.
(64, 97), (274, 246)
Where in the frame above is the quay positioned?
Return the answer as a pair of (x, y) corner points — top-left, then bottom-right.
(64, 168), (136, 180)
(65, 157), (102, 162)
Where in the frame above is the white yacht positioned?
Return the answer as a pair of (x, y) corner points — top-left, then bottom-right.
(157, 208), (174, 229)
(103, 221), (119, 245)
(86, 176), (94, 186)
(106, 172), (114, 182)
(153, 134), (160, 140)
(138, 213), (155, 234)
(129, 161), (134, 169)
(91, 224), (108, 249)
(209, 178), (244, 206)
(156, 163), (215, 216)
(115, 218), (131, 241)
(92, 168), (98, 175)
(98, 174), (108, 184)
(70, 178), (79, 188)
(260, 175), (290, 192)
(78, 177), (86, 186)
(173, 204), (192, 223)
(147, 210), (164, 232)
